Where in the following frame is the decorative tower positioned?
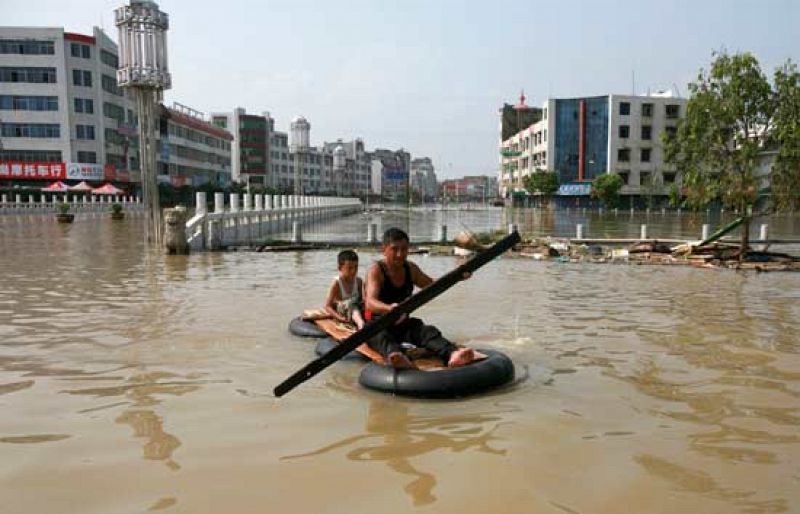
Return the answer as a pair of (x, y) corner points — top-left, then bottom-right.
(115, 0), (171, 245)
(290, 116), (310, 195)
(333, 144), (346, 196)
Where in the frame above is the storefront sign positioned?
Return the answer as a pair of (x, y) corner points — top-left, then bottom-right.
(557, 183), (592, 196)
(0, 161), (66, 180)
(66, 162), (105, 181)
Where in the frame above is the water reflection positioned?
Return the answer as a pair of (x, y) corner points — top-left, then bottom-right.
(61, 370), (227, 470)
(634, 454), (788, 512)
(283, 398), (515, 506)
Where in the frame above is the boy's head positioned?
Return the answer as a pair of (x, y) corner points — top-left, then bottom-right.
(337, 250), (359, 279)
(382, 228), (410, 265)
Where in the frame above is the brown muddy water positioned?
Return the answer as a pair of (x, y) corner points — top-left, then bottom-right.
(1, 211), (798, 514)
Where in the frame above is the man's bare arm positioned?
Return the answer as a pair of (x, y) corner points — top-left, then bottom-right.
(409, 261), (434, 289)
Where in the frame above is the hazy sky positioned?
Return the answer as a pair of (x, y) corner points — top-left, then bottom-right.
(3, 0), (798, 178)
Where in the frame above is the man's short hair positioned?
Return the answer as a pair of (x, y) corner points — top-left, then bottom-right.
(382, 227), (409, 246)
(337, 249), (359, 266)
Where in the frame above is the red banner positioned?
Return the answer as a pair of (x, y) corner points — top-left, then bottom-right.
(0, 162), (66, 180)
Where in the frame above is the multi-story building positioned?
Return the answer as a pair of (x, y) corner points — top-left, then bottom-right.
(441, 175), (496, 202)
(211, 107), (270, 187)
(0, 26), (138, 187)
(158, 103), (233, 187)
(371, 148), (411, 201)
(498, 92), (688, 203)
(410, 157), (438, 202)
(322, 138), (372, 197)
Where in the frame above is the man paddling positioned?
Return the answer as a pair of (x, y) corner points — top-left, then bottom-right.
(365, 228), (475, 369)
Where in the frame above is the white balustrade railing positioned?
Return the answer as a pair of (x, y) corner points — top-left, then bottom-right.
(0, 194), (144, 214)
(185, 192), (362, 251)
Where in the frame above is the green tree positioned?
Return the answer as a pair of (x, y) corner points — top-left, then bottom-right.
(591, 173), (624, 207)
(523, 170), (559, 207)
(770, 61), (800, 212)
(668, 183), (684, 208)
(665, 51), (776, 259)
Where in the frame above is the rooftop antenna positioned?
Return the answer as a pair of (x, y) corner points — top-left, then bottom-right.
(672, 83), (682, 98)
(631, 70), (636, 96)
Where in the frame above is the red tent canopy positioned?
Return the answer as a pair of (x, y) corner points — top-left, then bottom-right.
(91, 183), (125, 195)
(41, 181), (70, 192)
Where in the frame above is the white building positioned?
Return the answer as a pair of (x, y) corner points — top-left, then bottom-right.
(498, 92), (688, 201)
(0, 26), (137, 185)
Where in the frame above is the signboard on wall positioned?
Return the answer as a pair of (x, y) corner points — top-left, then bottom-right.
(384, 167), (407, 182)
(66, 162), (105, 181)
(0, 162), (66, 180)
(557, 183), (592, 196)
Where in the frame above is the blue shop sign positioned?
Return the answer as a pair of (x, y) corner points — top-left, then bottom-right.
(557, 183), (592, 196)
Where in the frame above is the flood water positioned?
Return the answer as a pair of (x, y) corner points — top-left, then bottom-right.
(1, 210), (799, 514)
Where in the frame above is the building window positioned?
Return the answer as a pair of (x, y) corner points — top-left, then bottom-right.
(0, 39), (55, 55)
(0, 67), (56, 83)
(74, 98), (94, 114)
(77, 151), (97, 163)
(664, 126), (678, 138)
(666, 104), (680, 119)
(76, 124), (95, 140)
(102, 74), (122, 96)
(618, 148), (630, 162)
(641, 125), (652, 140)
(619, 102), (630, 115)
(103, 102), (125, 122)
(1, 123), (60, 138)
(619, 125), (630, 138)
(100, 49), (119, 69)
(642, 103), (653, 117)
(1, 95), (58, 111)
(70, 43), (91, 59)
(641, 148), (651, 162)
(0, 149), (61, 161)
(616, 170), (630, 185)
(72, 69), (92, 87)
(640, 171), (651, 186)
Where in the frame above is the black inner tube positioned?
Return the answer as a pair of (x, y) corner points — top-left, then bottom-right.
(358, 348), (514, 398)
(288, 317), (327, 338)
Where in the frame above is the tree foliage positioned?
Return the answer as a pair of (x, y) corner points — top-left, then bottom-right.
(664, 52), (774, 213)
(770, 61), (800, 211)
(523, 170), (559, 196)
(591, 173), (624, 207)
(664, 51), (789, 258)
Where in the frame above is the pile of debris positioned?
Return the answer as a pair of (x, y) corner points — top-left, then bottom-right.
(453, 224), (800, 272)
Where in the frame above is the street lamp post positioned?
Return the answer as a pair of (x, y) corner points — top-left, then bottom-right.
(115, 0), (171, 245)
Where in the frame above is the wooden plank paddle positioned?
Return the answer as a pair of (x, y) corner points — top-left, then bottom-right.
(273, 230), (521, 397)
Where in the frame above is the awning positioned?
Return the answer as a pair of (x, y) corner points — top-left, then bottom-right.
(68, 181), (93, 192)
(91, 183), (125, 195)
(41, 181), (70, 192)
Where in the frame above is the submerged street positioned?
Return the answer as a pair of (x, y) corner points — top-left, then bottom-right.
(1, 212), (797, 513)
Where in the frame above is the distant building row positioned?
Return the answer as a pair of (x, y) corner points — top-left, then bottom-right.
(0, 26), (439, 197)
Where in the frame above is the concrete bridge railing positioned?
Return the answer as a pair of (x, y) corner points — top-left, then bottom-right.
(185, 192), (362, 251)
(0, 193), (143, 214)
